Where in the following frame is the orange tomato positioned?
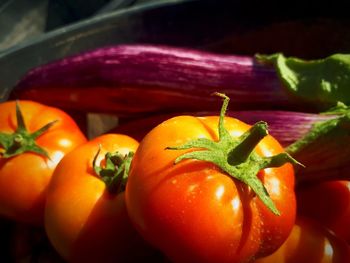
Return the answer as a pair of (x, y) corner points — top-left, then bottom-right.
(45, 134), (154, 263)
(0, 100), (86, 225)
(126, 113), (296, 263)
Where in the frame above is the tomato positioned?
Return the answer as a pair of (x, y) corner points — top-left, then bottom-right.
(45, 134), (155, 263)
(255, 217), (350, 263)
(126, 94), (296, 262)
(0, 100), (86, 225)
(297, 180), (350, 244)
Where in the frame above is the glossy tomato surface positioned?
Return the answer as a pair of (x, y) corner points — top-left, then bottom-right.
(0, 100), (86, 225)
(45, 134), (154, 263)
(255, 217), (350, 263)
(126, 115), (296, 263)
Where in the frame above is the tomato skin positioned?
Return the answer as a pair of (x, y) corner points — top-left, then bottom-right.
(297, 180), (350, 244)
(255, 217), (350, 263)
(126, 115), (296, 263)
(0, 100), (86, 225)
(45, 134), (153, 263)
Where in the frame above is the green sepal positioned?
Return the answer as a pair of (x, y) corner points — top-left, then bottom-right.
(92, 146), (134, 194)
(0, 102), (57, 159)
(167, 93), (301, 215)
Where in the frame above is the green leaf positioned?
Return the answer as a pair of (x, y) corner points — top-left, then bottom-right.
(256, 53), (350, 109)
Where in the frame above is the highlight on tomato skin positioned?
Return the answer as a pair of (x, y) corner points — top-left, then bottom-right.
(0, 100), (87, 226)
(44, 134), (157, 263)
(255, 216), (350, 263)
(297, 180), (350, 245)
(125, 94), (297, 263)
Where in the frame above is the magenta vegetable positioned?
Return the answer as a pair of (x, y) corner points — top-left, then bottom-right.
(11, 45), (292, 115)
(12, 45), (350, 115)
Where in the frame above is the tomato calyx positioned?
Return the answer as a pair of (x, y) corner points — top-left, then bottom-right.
(167, 93), (302, 215)
(0, 102), (57, 159)
(93, 147), (134, 194)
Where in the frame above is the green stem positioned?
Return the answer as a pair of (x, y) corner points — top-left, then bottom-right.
(15, 101), (27, 132)
(92, 147), (134, 194)
(228, 121), (268, 165)
(13, 134), (24, 147)
(167, 93), (300, 215)
(213, 92), (231, 140)
(0, 102), (57, 158)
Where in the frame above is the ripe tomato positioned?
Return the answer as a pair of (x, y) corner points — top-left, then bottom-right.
(45, 134), (154, 263)
(0, 100), (86, 225)
(297, 180), (350, 244)
(126, 95), (296, 263)
(255, 217), (350, 263)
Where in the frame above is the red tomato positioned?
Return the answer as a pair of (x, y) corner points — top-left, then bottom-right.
(45, 134), (155, 263)
(255, 217), (350, 263)
(297, 180), (350, 244)
(126, 111), (296, 262)
(0, 100), (86, 225)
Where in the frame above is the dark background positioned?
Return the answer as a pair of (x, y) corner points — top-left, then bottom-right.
(0, 0), (154, 51)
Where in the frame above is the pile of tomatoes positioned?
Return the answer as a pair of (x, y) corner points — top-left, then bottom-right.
(0, 98), (349, 263)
